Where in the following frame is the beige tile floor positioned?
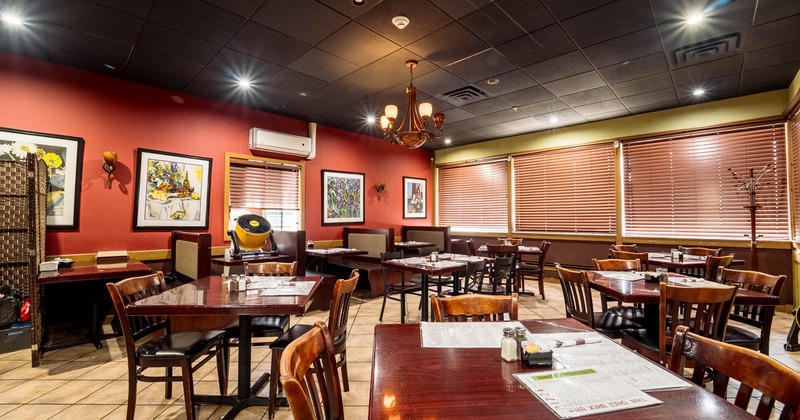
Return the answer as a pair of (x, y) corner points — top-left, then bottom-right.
(0, 280), (798, 419)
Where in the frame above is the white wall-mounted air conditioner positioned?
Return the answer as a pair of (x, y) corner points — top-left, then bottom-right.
(248, 123), (317, 159)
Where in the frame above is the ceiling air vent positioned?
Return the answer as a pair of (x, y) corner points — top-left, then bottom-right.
(438, 85), (490, 106)
(673, 33), (740, 67)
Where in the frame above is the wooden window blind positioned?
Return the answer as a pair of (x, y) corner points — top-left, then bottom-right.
(514, 143), (616, 234)
(790, 108), (800, 240)
(622, 123), (789, 239)
(229, 157), (301, 210)
(438, 158), (508, 232)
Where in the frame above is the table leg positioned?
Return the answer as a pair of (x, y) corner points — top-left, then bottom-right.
(452, 272), (461, 295)
(421, 274), (430, 321)
(643, 303), (658, 337)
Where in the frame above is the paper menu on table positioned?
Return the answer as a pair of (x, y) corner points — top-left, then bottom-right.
(256, 281), (316, 296)
(594, 271), (644, 281)
(515, 367), (662, 418)
(420, 321), (527, 348)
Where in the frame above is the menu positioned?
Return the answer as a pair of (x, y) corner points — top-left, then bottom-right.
(594, 271), (644, 281)
(256, 280), (316, 296)
(420, 321), (527, 348)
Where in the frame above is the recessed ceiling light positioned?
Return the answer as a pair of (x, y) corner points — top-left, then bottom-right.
(693, 88), (706, 96)
(444, 138), (452, 145)
(686, 12), (705, 24)
(237, 79), (252, 88)
(352, 0), (366, 6)
(103, 63), (117, 70)
(1, 12), (24, 25)
(549, 116), (559, 124)
(487, 78), (500, 85)
(366, 116), (376, 124)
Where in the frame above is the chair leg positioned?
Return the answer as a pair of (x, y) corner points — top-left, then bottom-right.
(339, 352), (349, 392)
(379, 289), (388, 321)
(216, 343), (228, 396)
(165, 367), (173, 399)
(126, 366), (138, 420)
(399, 291), (406, 324)
(268, 349), (281, 419)
(538, 272), (545, 300)
(181, 360), (196, 420)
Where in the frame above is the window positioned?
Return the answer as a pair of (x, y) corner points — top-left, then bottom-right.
(790, 108), (800, 240)
(225, 153), (303, 234)
(514, 143), (616, 234)
(622, 123), (789, 239)
(438, 158), (508, 232)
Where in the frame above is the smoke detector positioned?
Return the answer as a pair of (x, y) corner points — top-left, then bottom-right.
(392, 15), (410, 29)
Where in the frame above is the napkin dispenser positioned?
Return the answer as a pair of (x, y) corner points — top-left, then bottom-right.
(644, 271), (660, 283)
(521, 341), (552, 368)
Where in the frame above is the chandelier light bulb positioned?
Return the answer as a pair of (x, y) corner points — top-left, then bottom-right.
(380, 115), (390, 130)
(418, 102), (433, 118)
(384, 104), (398, 120)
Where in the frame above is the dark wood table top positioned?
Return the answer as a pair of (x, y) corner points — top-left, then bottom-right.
(394, 241), (435, 250)
(647, 252), (745, 270)
(477, 244), (542, 255)
(126, 275), (323, 317)
(37, 258), (152, 284)
(587, 271), (779, 306)
(211, 254), (292, 267)
(369, 318), (755, 419)
(305, 248), (368, 258)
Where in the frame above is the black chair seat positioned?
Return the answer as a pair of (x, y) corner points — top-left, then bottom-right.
(724, 325), (761, 347)
(608, 306), (645, 320)
(138, 330), (225, 360)
(620, 328), (662, 361)
(270, 324), (314, 350)
(592, 312), (641, 338)
(225, 315), (289, 335)
(387, 279), (423, 291)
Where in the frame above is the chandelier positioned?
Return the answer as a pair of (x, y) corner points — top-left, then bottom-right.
(380, 60), (445, 149)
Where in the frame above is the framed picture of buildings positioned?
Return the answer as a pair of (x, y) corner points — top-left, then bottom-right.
(322, 169), (364, 225)
(0, 127), (84, 229)
(132, 149), (212, 230)
(403, 176), (426, 219)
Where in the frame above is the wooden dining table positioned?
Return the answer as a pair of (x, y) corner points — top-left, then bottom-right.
(381, 256), (468, 321)
(125, 275), (322, 420)
(305, 247), (368, 273)
(646, 252), (745, 271)
(369, 318), (756, 419)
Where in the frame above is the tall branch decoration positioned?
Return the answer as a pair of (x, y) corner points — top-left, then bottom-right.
(729, 163), (774, 271)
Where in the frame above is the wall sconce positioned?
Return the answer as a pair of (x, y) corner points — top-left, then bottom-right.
(376, 180), (386, 198)
(102, 151), (117, 188)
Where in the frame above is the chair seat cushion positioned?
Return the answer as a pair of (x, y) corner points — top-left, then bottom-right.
(620, 328), (662, 362)
(270, 324), (345, 351)
(724, 325), (761, 347)
(608, 305), (645, 320)
(137, 330), (223, 360)
(224, 315), (289, 336)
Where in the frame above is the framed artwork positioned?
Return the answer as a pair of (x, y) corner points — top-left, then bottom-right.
(322, 169), (364, 225)
(133, 149), (212, 230)
(0, 127), (84, 229)
(403, 176), (427, 219)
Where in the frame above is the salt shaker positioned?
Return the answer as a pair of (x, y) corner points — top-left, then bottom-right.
(514, 326), (528, 360)
(501, 328), (518, 362)
(430, 251), (439, 262)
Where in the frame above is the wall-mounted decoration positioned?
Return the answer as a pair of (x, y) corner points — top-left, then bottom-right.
(0, 127), (84, 229)
(133, 149), (212, 230)
(322, 170), (364, 225)
(403, 176), (427, 219)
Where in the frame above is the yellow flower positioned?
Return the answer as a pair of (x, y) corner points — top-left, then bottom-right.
(42, 152), (62, 169)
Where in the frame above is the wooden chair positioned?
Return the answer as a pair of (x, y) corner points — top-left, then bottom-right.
(679, 246), (722, 257)
(609, 249), (650, 270)
(279, 321), (345, 420)
(620, 282), (738, 365)
(555, 264), (640, 338)
(107, 272), (228, 420)
(267, 270), (359, 418)
(592, 258), (643, 318)
(462, 259), (489, 293)
(516, 240), (551, 299)
(223, 262), (296, 349)
(170, 231), (211, 282)
(431, 293), (518, 322)
(450, 238), (478, 256)
(610, 244), (638, 252)
(703, 254), (734, 281)
(670, 325), (800, 420)
(416, 246), (453, 295)
(486, 244), (519, 294)
(379, 251), (422, 324)
(715, 267), (786, 354)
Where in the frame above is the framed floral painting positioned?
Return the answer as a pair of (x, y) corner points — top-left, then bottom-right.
(322, 170), (364, 225)
(132, 149), (212, 230)
(0, 127), (84, 229)
(403, 176), (427, 219)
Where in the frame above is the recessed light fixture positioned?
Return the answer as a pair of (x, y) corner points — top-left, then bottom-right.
(512, 106), (519, 112)
(487, 78), (500, 85)
(549, 116), (559, 124)
(352, 0), (366, 6)
(692, 88), (706, 96)
(686, 12), (705, 25)
(444, 138), (452, 145)
(237, 79), (252, 89)
(0, 12), (24, 25)
(366, 116), (376, 124)
(103, 63), (117, 70)
(392, 15), (410, 29)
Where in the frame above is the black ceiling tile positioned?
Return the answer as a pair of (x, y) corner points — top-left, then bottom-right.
(534, 108), (584, 124)
(137, 22), (222, 64)
(227, 21), (312, 66)
(458, 97), (512, 115)
(499, 85), (556, 107)
(619, 87), (677, 108)
(574, 98), (626, 116)
(753, 0), (800, 25)
(206, 48), (280, 82)
(523, 51), (594, 84)
(89, 0), (154, 18)
(285, 96), (340, 115)
(476, 69), (539, 97)
(628, 99), (679, 115)
(257, 85), (302, 108)
(439, 107), (476, 124)
(445, 117), (485, 132)
(359, 49), (435, 85)
(407, 22), (489, 67)
(317, 22), (399, 67)
(458, 7), (523, 46)
(287, 48), (359, 82)
(44, 24), (132, 65)
(744, 40), (800, 70)
(355, 0), (454, 46)
(749, 14), (800, 50)
(543, 71), (606, 96)
(519, 98), (570, 116)
(611, 72), (674, 97)
(423, 96), (457, 113)
(148, 0), (245, 45)
(675, 74), (739, 98)
(539, 0), (615, 20)
(251, 0), (348, 45)
(445, 49), (515, 83)
(459, 0), (554, 47)
(204, 0), (266, 18)
(560, 86), (618, 107)
(0, 28), (48, 61)
(495, 25), (577, 68)
(44, 48), (112, 74)
(583, 27), (663, 69)
(670, 54), (743, 85)
(336, 67), (403, 96)
(597, 53), (669, 84)
(41, 0), (144, 44)
(308, 83), (367, 107)
(190, 66), (241, 89)
(740, 60), (800, 89)
(128, 48), (202, 82)
(126, 67), (190, 92)
(584, 108), (630, 122)
(501, 117), (546, 133)
(471, 123), (514, 137)
(413, 68), (470, 97)
(479, 108), (529, 125)
(317, 0), (385, 19)
(562, 0), (654, 47)
(264, 68), (328, 95)
(430, 0), (491, 20)
(676, 87), (738, 105)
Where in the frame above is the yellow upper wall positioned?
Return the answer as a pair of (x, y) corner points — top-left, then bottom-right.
(435, 86), (795, 165)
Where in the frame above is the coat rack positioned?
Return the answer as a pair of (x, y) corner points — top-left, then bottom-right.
(729, 164), (774, 271)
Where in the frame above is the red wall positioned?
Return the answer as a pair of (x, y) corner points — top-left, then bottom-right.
(0, 53), (432, 255)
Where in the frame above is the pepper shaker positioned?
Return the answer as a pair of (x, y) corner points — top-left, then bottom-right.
(514, 326), (528, 360)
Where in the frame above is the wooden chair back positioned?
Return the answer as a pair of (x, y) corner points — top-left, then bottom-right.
(703, 254), (734, 281)
(280, 321), (345, 420)
(609, 250), (649, 270)
(450, 239), (478, 256)
(555, 264), (594, 328)
(592, 258), (641, 271)
(329, 269), (360, 352)
(106, 272), (169, 361)
(431, 293), (518, 322)
(659, 282), (737, 366)
(679, 246), (722, 257)
(244, 261), (297, 276)
(171, 231), (211, 281)
(486, 243), (518, 258)
(610, 244), (638, 252)
(466, 239), (477, 256)
(417, 246), (439, 257)
(670, 325), (800, 420)
(463, 259), (488, 292)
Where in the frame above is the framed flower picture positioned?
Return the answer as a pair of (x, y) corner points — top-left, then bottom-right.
(132, 149), (212, 230)
(0, 127), (84, 229)
(403, 176), (427, 219)
(322, 170), (365, 225)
